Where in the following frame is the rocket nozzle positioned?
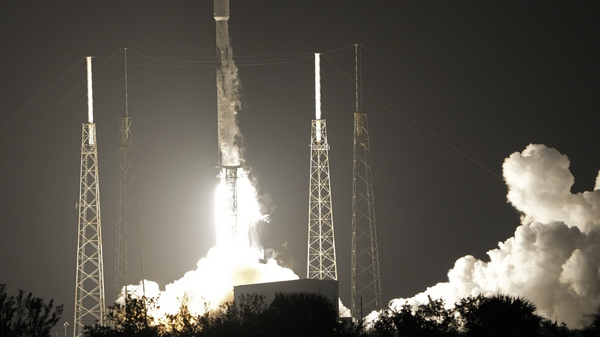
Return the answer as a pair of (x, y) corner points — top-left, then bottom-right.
(214, 0), (229, 21)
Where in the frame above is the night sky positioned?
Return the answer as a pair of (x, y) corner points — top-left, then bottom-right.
(1, 1), (600, 334)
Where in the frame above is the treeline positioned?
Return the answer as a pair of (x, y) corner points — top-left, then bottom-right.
(0, 284), (63, 337)
(84, 293), (600, 337)
(2, 282), (599, 337)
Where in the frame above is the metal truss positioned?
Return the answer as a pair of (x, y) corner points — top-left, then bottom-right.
(351, 111), (382, 320)
(223, 165), (239, 244)
(74, 123), (105, 337)
(114, 115), (145, 301)
(307, 119), (338, 281)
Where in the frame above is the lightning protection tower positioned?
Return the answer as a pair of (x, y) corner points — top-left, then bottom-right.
(114, 48), (145, 301)
(307, 53), (337, 281)
(351, 44), (382, 320)
(74, 57), (106, 337)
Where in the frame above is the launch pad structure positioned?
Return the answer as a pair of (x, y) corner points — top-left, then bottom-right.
(221, 165), (242, 246)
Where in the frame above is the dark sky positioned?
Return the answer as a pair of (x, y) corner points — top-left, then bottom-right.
(1, 1), (600, 334)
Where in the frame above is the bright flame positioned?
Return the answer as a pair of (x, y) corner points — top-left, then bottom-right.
(215, 167), (265, 248)
(120, 167), (298, 321)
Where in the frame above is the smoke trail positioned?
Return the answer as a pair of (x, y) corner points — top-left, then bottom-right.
(216, 19), (242, 166)
(387, 144), (600, 328)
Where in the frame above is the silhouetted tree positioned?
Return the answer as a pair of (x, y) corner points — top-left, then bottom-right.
(454, 294), (541, 337)
(164, 295), (203, 337)
(372, 297), (457, 337)
(0, 283), (63, 337)
(84, 294), (160, 337)
(582, 305), (600, 337)
(539, 318), (574, 337)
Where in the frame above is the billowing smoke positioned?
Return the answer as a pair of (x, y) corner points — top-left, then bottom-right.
(388, 144), (600, 327)
(135, 246), (297, 318)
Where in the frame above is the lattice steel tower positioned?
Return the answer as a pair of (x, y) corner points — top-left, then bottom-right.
(114, 48), (145, 301)
(351, 44), (382, 320)
(74, 57), (106, 337)
(307, 53), (337, 281)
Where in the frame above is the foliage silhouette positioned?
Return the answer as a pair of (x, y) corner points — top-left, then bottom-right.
(372, 296), (458, 337)
(82, 291), (582, 337)
(582, 304), (600, 337)
(0, 283), (63, 337)
(454, 294), (541, 337)
(85, 294), (160, 337)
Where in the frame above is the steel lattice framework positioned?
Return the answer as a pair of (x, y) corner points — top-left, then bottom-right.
(351, 110), (382, 319)
(113, 115), (145, 300)
(351, 44), (382, 320)
(113, 49), (145, 301)
(223, 165), (239, 246)
(307, 119), (338, 280)
(74, 123), (105, 337)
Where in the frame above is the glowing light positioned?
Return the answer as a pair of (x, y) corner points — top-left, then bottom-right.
(215, 167), (265, 249)
(86, 56), (93, 124)
(315, 53), (322, 141)
(118, 167), (298, 322)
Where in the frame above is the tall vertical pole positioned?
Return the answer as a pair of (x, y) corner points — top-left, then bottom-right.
(114, 48), (146, 301)
(74, 56), (105, 337)
(307, 53), (337, 281)
(351, 44), (382, 320)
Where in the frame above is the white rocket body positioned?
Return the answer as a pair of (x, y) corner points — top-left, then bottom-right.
(214, 0), (229, 21)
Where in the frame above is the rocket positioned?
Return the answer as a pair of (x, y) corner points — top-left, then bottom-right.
(214, 0), (229, 21)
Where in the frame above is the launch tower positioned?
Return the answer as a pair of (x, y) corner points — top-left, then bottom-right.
(307, 54), (338, 281)
(113, 48), (145, 300)
(350, 45), (382, 320)
(220, 165), (240, 246)
(74, 57), (106, 337)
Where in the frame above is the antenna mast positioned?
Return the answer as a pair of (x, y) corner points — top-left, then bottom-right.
(74, 56), (106, 337)
(351, 44), (382, 320)
(114, 48), (146, 302)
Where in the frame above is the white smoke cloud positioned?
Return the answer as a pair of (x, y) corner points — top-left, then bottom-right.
(152, 246), (298, 317)
(122, 245), (298, 321)
(389, 144), (600, 328)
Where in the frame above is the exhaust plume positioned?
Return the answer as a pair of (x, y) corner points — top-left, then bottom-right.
(388, 144), (600, 328)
